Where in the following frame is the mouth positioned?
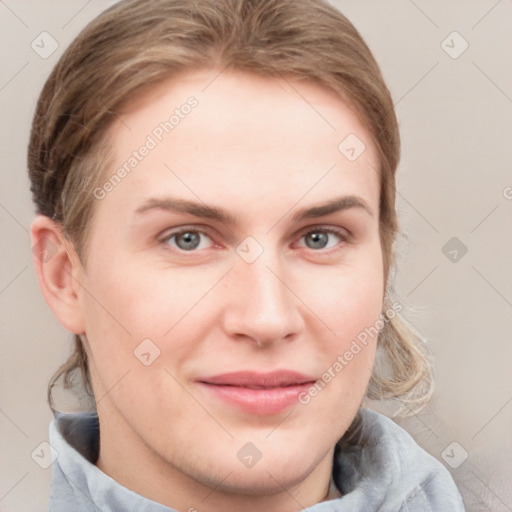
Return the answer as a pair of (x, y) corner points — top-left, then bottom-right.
(196, 370), (317, 415)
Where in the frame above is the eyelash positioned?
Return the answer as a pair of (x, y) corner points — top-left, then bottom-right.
(160, 226), (350, 256)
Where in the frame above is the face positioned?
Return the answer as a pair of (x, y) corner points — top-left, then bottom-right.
(74, 69), (384, 503)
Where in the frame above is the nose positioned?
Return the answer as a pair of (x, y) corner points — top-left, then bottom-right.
(221, 250), (304, 347)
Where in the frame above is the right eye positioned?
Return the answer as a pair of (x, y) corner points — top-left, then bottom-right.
(161, 228), (215, 252)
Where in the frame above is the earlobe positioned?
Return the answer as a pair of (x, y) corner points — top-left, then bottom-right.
(30, 215), (86, 335)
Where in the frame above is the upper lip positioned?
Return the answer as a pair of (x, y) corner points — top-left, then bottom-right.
(198, 370), (316, 388)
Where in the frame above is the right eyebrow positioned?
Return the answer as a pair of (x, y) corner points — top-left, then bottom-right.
(134, 196), (238, 225)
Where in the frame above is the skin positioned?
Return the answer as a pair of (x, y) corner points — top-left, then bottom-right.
(32, 69), (384, 511)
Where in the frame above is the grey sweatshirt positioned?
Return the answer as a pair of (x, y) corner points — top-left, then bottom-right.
(48, 408), (465, 511)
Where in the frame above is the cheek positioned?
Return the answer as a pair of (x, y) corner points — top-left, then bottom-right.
(77, 256), (214, 385)
(299, 238), (384, 341)
(294, 241), (384, 403)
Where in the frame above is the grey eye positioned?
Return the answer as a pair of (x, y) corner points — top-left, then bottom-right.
(163, 228), (214, 253)
(304, 231), (329, 249)
(300, 229), (344, 251)
(174, 231), (201, 250)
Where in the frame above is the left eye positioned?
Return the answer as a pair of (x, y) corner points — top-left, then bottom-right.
(164, 230), (213, 251)
(299, 229), (344, 250)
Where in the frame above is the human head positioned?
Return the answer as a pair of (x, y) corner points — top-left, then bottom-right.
(29, 0), (432, 506)
(29, 0), (431, 411)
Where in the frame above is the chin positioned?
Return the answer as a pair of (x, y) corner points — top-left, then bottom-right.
(180, 439), (323, 498)
(201, 464), (311, 497)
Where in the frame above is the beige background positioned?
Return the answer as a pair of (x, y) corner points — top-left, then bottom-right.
(1, 1), (511, 510)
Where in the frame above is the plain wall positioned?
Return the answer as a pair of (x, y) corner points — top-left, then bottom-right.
(0, 1), (511, 510)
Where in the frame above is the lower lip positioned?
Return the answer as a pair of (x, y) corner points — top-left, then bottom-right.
(198, 382), (313, 415)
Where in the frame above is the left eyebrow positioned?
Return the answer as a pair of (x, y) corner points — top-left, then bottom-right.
(291, 195), (374, 222)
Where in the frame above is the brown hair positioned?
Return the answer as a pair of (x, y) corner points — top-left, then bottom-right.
(28, 0), (433, 414)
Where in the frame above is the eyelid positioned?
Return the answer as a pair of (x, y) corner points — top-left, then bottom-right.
(296, 225), (351, 239)
(160, 224), (213, 238)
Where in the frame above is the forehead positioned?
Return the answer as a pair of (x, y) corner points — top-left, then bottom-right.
(95, 69), (380, 227)
(115, 68), (376, 154)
